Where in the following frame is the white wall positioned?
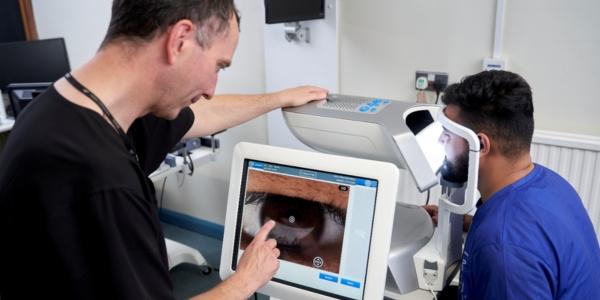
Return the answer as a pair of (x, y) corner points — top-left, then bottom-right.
(505, 0), (600, 136)
(265, 0), (339, 151)
(339, 0), (600, 136)
(32, 0), (111, 69)
(32, 0), (269, 225)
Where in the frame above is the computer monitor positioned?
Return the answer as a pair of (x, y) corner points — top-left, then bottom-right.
(6, 82), (51, 118)
(0, 38), (70, 92)
(221, 142), (399, 300)
(264, 0), (325, 24)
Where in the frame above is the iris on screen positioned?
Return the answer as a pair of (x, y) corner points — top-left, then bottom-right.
(240, 172), (349, 274)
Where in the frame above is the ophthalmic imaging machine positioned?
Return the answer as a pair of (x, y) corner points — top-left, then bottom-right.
(281, 93), (481, 298)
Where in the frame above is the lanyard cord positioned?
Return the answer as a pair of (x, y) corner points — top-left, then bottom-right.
(64, 73), (139, 162)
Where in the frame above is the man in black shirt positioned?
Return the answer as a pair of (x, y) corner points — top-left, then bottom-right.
(0, 0), (327, 299)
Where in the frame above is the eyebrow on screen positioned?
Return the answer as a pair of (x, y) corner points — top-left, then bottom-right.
(246, 170), (349, 210)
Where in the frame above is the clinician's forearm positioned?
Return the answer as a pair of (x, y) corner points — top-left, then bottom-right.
(184, 93), (281, 138)
(183, 86), (328, 138)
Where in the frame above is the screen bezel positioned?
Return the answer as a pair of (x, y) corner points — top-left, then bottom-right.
(231, 159), (379, 300)
(220, 142), (399, 300)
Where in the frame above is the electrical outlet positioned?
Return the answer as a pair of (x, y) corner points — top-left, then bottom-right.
(415, 71), (449, 92)
(483, 58), (507, 71)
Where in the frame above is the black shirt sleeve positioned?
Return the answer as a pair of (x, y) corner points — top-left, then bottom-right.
(128, 107), (195, 176)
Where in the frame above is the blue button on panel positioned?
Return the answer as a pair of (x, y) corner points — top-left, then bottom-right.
(319, 273), (339, 283)
(359, 106), (370, 112)
(383, 100), (390, 104)
(340, 278), (361, 288)
(370, 108), (377, 112)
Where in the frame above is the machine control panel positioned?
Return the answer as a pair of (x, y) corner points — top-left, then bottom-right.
(317, 94), (392, 114)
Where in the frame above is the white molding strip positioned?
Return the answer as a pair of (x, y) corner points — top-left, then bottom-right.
(533, 129), (600, 152)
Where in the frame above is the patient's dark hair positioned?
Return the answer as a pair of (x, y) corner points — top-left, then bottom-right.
(442, 70), (534, 158)
(101, 0), (239, 48)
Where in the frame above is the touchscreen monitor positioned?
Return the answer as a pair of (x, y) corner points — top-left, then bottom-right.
(221, 143), (399, 300)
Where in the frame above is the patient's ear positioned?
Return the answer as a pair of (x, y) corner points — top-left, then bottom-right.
(477, 133), (491, 156)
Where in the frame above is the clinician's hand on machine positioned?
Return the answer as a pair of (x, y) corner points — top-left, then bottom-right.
(191, 221), (280, 300)
(275, 85), (329, 107)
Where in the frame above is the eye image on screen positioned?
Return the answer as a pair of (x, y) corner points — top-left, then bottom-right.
(240, 169), (349, 274)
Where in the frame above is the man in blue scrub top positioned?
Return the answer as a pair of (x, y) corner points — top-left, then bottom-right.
(438, 70), (600, 299)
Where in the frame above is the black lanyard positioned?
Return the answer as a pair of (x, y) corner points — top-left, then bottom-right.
(64, 73), (139, 162)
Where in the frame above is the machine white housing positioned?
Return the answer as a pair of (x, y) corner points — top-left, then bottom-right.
(436, 110), (480, 214)
(413, 109), (480, 291)
(282, 94), (480, 296)
(283, 94), (440, 192)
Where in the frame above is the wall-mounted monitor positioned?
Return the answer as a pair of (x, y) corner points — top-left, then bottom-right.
(265, 0), (325, 24)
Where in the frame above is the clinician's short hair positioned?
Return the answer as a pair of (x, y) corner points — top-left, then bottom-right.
(101, 0), (239, 48)
(442, 70), (534, 158)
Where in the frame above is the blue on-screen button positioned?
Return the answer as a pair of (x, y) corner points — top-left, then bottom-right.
(340, 278), (361, 288)
(250, 162), (264, 169)
(319, 273), (339, 283)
